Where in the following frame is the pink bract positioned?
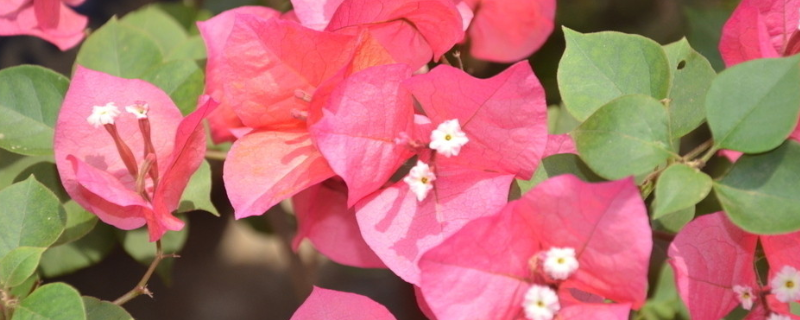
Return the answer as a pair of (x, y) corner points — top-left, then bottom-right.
(404, 61), (549, 180)
(292, 179), (385, 268)
(417, 175), (650, 319)
(719, 0), (800, 67)
(197, 6), (280, 143)
(669, 212), (800, 320)
(217, 14), (360, 219)
(460, 0), (556, 62)
(0, 0), (87, 51)
(291, 286), (397, 320)
(308, 63), (416, 206)
(325, 0), (464, 70)
(356, 166), (514, 284)
(54, 67), (212, 241)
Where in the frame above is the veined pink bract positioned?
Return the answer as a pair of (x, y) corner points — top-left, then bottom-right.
(54, 66), (213, 241)
(0, 0), (87, 50)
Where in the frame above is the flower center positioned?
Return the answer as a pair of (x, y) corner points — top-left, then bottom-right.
(403, 160), (436, 201)
(429, 119), (469, 157)
(542, 247), (579, 281)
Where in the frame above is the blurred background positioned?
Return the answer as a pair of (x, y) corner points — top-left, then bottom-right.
(0, 0), (741, 319)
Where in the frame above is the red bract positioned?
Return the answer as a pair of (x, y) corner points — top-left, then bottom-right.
(459, 0), (556, 62)
(325, 0), (465, 70)
(404, 61), (548, 179)
(218, 15), (362, 219)
(197, 6), (280, 144)
(289, 0), (345, 30)
(669, 212), (800, 320)
(719, 0), (800, 66)
(417, 175), (650, 319)
(354, 61), (548, 284)
(54, 67), (213, 241)
(292, 179), (385, 268)
(309, 63), (416, 206)
(0, 0), (87, 50)
(291, 286), (397, 320)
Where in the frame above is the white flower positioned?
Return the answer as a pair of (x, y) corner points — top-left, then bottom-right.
(771, 265), (800, 302)
(543, 247), (579, 280)
(767, 313), (791, 320)
(87, 102), (120, 128)
(522, 284), (560, 320)
(403, 161), (436, 201)
(429, 119), (469, 157)
(732, 285), (754, 310)
(125, 101), (149, 119)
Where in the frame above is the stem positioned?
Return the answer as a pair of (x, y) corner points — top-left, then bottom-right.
(113, 240), (177, 305)
(699, 145), (720, 165)
(205, 149), (228, 161)
(266, 210), (313, 300)
(683, 139), (714, 162)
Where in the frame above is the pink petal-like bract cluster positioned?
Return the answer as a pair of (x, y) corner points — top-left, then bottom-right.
(669, 212), (800, 320)
(354, 61), (548, 284)
(197, 6), (280, 144)
(0, 0), (87, 50)
(292, 179), (385, 268)
(718, 0), (800, 161)
(54, 66), (214, 241)
(459, 0), (556, 62)
(417, 175), (651, 319)
(290, 287), (397, 320)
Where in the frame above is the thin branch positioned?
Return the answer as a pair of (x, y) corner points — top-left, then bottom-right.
(205, 149), (228, 161)
(682, 139), (714, 162)
(113, 240), (178, 306)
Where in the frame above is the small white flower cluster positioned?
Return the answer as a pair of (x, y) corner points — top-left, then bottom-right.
(543, 247), (579, 281)
(771, 265), (800, 303)
(404, 161), (436, 201)
(522, 285), (560, 320)
(733, 285), (754, 310)
(87, 101), (149, 127)
(125, 101), (149, 119)
(87, 102), (121, 128)
(429, 119), (469, 157)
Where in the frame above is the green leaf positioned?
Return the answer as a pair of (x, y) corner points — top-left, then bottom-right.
(40, 223), (115, 278)
(0, 247), (45, 288)
(791, 301), (800, 315)
(706, 55), (800, 153)
(120, 5), (188, 57)
(52, 201), (98, 246)
(573, 94), (676, 180)
(118, 217), (188, 285)
(0, 65), (69, 156)
(12, 161), (67, 202)
(0, 177), (65, 259)
(684, 7), (731, 72)
(652, 164), (712, 219)
(83, 297), (133, 320)
(9, 273), (39, 300)
(12, 283), (86, 320)
(547, 104), (581, 135)
(178, 160), (219, 215)
(75, 17), (163, 79)
(653, 206), (695, 234)
(153, 3), (213, 35)
(518, 153), (603, 195)
(141, 59), (205, 116)
(663, 38), (716, 139)
(558, 28), (671, 121)
(0, 149), (53, 192)
(165, 36), (207, 61)
(714, 141), (800, 234)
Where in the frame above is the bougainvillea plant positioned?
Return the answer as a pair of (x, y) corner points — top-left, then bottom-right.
(1, 0), (800, 319)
